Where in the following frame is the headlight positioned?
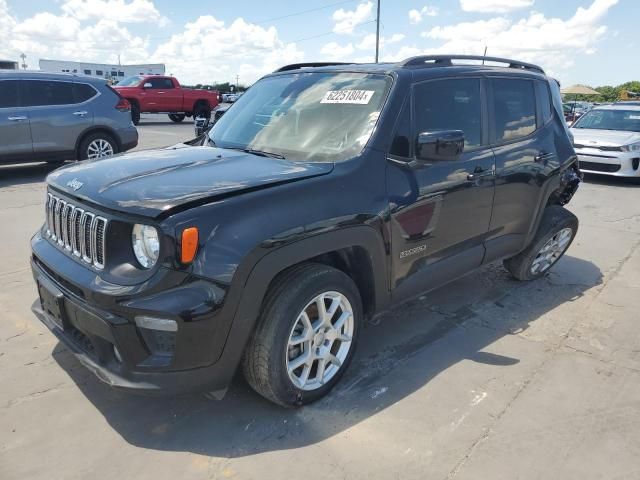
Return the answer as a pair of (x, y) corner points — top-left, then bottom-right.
(132, 224), (159, 269)
(621, 141), (640, 152)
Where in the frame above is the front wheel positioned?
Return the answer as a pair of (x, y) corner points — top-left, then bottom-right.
(503, 206), (578, 281)
(168, 113), (185, 123)
(242, 264), (362, 407)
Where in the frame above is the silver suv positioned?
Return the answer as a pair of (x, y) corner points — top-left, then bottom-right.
(0, 71), (138, 165)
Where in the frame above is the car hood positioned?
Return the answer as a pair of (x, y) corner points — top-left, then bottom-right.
(570, 128), (640, 147)
(47, 145), (333, 218)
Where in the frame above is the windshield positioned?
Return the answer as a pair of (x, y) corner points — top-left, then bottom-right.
(117, 76), (143, 87)
(208, 72), (392, 162)
(572, 109), (640, 132)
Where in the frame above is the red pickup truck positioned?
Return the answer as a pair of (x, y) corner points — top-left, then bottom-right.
(114, 75), (219, 125)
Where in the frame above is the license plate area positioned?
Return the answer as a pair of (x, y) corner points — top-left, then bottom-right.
(37, 276), (67, 330)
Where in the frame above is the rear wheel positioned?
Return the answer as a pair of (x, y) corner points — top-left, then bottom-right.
(131, 103), (140, 125)
(193, 103), (211, 121)
(242, 264), (362, 407)
(168, 113), (185, 123)
(503, 206), (578, 281)
(78, 132), (118, 160)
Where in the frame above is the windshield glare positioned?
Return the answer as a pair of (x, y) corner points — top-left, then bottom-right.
(117, 76), (143, 87)
(209, 72), (392, 162)
(573, 109), (640, 132)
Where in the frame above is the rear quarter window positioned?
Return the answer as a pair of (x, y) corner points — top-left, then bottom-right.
(73, 83), (98, 103)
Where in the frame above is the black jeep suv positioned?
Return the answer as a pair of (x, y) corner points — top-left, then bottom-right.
(31, 56), (581, 407)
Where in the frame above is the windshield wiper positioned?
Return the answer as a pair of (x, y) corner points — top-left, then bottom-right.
(230, 147), (285, 159)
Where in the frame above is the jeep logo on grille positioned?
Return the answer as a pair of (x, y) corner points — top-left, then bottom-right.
(66, 178), (84, 191)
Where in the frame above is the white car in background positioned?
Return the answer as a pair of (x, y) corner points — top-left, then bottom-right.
(571, 104), (640, 179)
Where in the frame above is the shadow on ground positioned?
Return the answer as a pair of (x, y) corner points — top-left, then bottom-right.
(51, 255), (601, 458)
(0, 162), (61, 188)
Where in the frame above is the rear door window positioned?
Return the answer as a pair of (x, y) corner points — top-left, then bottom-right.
(21, 80), (75, 107)
(491, 78), (536, 142)
(413, 78), (482, 148)
(73, 83), (97, 103)
(149, 78), (174, 89)
(0, 80), (20, 108)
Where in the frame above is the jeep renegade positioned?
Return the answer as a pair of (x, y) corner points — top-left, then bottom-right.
(31, 56), (581, 407)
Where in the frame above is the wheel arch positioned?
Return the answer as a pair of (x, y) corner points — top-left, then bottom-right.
(74, 126), (121, 160)
(215, 226), (389, 382)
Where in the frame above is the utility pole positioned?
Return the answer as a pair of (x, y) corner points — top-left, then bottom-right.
(19, 53), (27, 70)
(236, 74), (239, 89)
(374, 0), (381, 63)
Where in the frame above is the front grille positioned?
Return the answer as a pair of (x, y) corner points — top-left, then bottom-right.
(574, 144), (623, 152)
(578, 161), (621, 173)
(45, 193), (108, 269)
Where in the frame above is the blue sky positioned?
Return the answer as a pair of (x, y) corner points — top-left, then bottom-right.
(0, 0), (636, 86)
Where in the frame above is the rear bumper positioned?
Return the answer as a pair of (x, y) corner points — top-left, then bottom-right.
(117, 125), (138, 152)
(576, 151), (640, 177)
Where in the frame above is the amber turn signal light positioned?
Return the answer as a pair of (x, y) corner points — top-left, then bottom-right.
(180, 227), (199, 264)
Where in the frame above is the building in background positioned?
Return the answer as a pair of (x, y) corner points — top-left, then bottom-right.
(39, 59), (165, 81)
(0, 59), (19, 70)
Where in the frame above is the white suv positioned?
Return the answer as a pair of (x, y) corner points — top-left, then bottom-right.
(570, 104), (640, 179)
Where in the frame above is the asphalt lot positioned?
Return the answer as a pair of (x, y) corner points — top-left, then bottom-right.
(1, 114), (640, 480)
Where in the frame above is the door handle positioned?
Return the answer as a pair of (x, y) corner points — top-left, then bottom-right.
(534, 151), (553, 163)
(8, 116), (27, 121)
(73, 111), (88, 116)
(467, 166), (495, 182)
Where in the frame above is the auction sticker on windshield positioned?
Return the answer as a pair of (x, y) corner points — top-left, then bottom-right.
(321, 90), (374, 104)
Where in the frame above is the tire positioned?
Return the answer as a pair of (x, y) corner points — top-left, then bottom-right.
(78, 132), (118, 161)
(131, 103), (140, 125)
(242, 263), (362, 407)
(193, 103), (211, 121)
(503, 206), (578, 281)
(168, 113), (185, 123)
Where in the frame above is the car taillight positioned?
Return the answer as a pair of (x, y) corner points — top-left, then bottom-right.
(115, 97), (131, 112)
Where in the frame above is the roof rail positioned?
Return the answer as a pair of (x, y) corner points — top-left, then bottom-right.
(400, 55), (545, 74)
(273, 62), (356, 73)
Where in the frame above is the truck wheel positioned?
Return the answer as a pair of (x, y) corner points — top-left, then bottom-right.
(242, 263), (362, 407)
(131, 103), (140, 125)
(168, 113), (185, 123)
(193, 104), (211, 121)
(503, 206), (578, 281)
(78, 132), (118, 160)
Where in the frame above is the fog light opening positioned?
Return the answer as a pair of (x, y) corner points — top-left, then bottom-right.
(632, 158), (639, 171)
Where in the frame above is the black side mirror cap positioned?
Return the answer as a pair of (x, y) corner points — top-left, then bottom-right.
(416, 130), (465, 162)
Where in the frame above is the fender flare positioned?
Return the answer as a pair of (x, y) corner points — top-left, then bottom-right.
(213, 225), (389, 378)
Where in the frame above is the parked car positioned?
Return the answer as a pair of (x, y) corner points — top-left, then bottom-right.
(31, 55), (580, 407)
(0, 71), (137, 165)
(113, 75), (219, 125)
(571, 104), (640, 179)
(194, 104), (230, 136)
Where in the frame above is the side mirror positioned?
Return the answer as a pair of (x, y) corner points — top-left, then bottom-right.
(143, 82), (152, 89)
(416, 130), (464, 162)
(194, 116), (211, 136)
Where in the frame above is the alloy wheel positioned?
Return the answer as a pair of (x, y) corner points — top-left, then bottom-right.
(286, 291), (354, 391)
(530, 227), (573, 275)
(87, 139), (114, 159)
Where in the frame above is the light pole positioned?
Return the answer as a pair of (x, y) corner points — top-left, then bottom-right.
(374, 0), (380, 63)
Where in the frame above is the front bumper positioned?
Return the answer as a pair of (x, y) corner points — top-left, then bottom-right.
(576, 149), (640, 177)
(30, 235), (238, 397)
(118, 125), (139, 152)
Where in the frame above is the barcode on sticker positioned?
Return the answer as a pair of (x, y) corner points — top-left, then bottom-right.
(321, 90), (375, 104)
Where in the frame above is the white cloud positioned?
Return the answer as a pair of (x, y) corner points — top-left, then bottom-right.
(61, 0), (167, 25)
(408, 5), (438, 24)
(332, 1), (373, 34)
(399, 0), (619, 74)
(151, 16), (304, 84)
(460, 0), (535, 13)
(320, 41), (355, 60)
(356, 33), (405, 50)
